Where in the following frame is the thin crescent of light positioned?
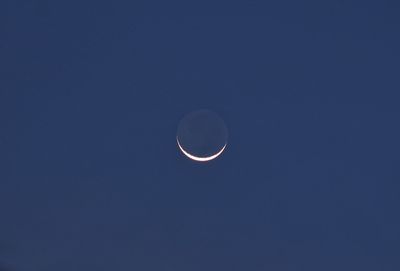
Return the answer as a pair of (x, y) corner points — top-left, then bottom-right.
(176, 137), (227, 162)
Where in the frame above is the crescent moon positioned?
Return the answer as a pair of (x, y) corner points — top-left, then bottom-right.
(177, 137), (227, 162)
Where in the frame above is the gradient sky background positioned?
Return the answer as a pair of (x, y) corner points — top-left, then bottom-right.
(1, 1), (400, 270)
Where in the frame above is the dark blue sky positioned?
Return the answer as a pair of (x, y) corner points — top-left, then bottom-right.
(1, 1), (400, 270)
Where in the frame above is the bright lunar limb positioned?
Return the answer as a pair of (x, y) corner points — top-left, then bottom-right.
(177, 137), (226, 162)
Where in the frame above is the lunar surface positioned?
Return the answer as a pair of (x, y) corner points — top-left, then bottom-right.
(176, 109), (228, 162)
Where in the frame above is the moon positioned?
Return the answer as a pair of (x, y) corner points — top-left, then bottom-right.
(177, 137), (227, 162)
(176, 109), (228, 162)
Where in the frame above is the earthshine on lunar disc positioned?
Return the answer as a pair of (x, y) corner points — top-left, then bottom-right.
(177, 110), (228, 162)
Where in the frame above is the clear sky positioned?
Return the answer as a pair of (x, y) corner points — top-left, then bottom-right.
(1, 1), (400, 270)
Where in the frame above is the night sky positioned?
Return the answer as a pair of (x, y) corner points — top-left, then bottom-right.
(1, 1), (400, 270)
